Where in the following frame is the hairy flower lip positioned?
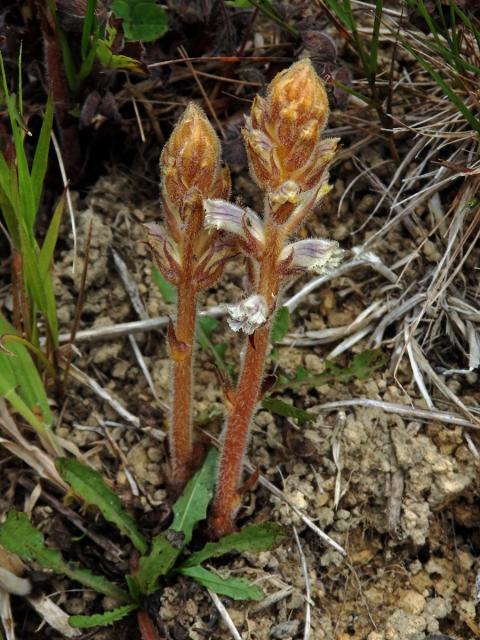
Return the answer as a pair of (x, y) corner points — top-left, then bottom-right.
(280, 238), (345, 275)
(204, 199), (265, 246)
(226, 294), (268, 335)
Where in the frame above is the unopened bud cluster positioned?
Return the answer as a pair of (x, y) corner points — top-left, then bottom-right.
(146, 103), (232, 292)
(205, 59), (344, 336)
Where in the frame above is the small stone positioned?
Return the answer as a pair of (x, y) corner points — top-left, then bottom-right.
(271, 620), (300, 638)
(147, 447), (162, 462)
(304, 353), (324, 373)
(398, 589), (426, 614)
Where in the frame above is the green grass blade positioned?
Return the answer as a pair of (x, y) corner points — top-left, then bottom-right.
(18, 225), (59, 345)
(47, 0), (79, 92)
(0, 55), (36, 234)
(31, 94), (53, 213)
(39, 193), (65, 280)
(0, 151), (13, 206)
(401, 38), (480, 134)
(81, 0), (98, 59)
(55, 458), (148, 554)
(0, 312), (53, 425)
(323, 0), (354, 30)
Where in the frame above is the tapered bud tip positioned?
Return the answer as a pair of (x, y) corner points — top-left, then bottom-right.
(161, 102), (222, 207)
(269, 58), (329, 142)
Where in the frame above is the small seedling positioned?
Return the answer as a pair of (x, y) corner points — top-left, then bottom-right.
(0, 451), (285, 635)
(111, 0), (169, 42)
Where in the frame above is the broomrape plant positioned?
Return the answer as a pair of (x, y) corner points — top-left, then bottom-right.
(147, 58), (344, 536)
(145, 104), (233, 487)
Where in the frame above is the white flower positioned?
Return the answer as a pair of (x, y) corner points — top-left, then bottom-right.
(204, 199), (265, 247)
(280, 238), (345, 275)
(227, 294), (268, 335)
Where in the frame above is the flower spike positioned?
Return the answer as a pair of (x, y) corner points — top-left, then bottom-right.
(146, 103), (232, 488)
(210, 60), (345, 537)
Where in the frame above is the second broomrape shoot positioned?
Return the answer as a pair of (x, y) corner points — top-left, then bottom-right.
(147, 59), (344, 536)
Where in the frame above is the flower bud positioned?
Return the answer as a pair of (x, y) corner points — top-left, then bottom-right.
(243, 59), (336, 196)
(161, 103), (227, 212)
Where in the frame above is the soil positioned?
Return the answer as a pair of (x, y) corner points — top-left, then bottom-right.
(6, 155), (477, 640)
(1, 3), (480, 640)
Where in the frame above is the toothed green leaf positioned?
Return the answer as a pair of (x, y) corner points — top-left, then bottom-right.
(55, 458), (148, 555)
(181, 522), (286, 568)
(0, 511), (129, 602)
(179, 566), (264, 600)
(69, 604), (138, 628)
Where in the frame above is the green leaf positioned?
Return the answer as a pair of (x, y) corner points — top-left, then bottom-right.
(81, 0), (98, 60)
(226, 0), (253, 6)
(0, 511), (129, 602)
(323, 349), (387, 383)
(55, 458), (148, 555)
(69, 604), (138, 629)
(261, 397), (315, 425)
(31, 94), (53, 213)
(133, 449), (219, 596)
(0, 312), (53, 426)
(198, 316), (219, 339)
(270, 306), (290, 344)
(133, 533), (180, 596)
(179, 566), (264, 600)
(171, 448), (218, 545)
(181, 522), (286, 569)
(274, 349), (387, 391)
(96, 39), (148, 74)
(38, 193), (65, 281)
(112, 0), (168, 42)
(152, 267), (177, 303)
(125, 575), (142, 602)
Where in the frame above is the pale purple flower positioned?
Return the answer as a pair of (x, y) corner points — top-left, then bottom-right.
(227, 294), (268, 335)
(280, 238), (344, 275)
(204, 199), (265, 246)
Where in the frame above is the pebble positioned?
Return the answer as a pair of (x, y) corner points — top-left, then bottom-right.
(398, 589), (426, 614)
(304, 353), (324, 373)
(147, 447), (162, 462)
(271, 620), (301, 638)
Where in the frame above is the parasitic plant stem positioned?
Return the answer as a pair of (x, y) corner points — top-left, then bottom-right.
(211, 220), (284, 536)
(207, 59), (345, 536)
(170, 284), (197, 483)
(145, 104), (232, 488)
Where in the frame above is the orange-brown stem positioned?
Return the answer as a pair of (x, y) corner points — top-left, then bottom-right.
(210, 220), (283, 537)
(210, 323), (270, 537)
(170, 281), (198, 486)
